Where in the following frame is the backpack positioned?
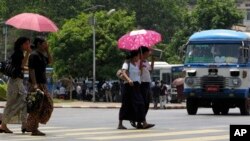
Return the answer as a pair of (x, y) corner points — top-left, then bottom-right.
(104, 83), (111, 90)
(0, 59), (16, 77)
(116, 61), (130, 81)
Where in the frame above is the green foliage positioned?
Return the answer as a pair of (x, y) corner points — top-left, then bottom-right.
(0, 0), (246, 77)
(0, 84), (7, 101)
(193, 0), (244, 30)
(48, 10), (136, 79)
(167, 0), (244, 63)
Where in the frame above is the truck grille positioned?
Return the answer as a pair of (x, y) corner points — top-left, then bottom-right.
(201, 76), (225, 92)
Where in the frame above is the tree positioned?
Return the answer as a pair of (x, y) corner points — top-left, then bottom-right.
(193, 0), (244, 30)
(167, 0), (244, 63)
(48, 10), (136, 79)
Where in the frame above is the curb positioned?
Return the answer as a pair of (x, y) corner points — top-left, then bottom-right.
(0, 105), (186, 109)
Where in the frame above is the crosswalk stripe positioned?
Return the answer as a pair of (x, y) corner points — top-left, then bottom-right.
(44, 127), (112, 133)
(78, 129), (225, 140)
(156, 135), (229, 141)
(4, 136), (64, 141)
(61, 129), (151, 136)
(10, 126), (65, 132)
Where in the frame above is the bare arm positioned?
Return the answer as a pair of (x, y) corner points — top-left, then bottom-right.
(21, 51), (30, 70)
(121, 69), (133, 86)
(150, 56), (155, 71)
(47, 50), (53, 64)
(44, 42), (53, 64)
(29, 69), (37, 89)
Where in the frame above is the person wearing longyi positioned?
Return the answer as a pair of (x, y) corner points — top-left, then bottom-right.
(25, 37), (53, 136)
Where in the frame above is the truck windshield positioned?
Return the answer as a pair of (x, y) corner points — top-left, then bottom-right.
(184, 44), (240, 64)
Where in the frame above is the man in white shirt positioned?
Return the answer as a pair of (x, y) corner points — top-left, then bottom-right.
(76, 84), (82, 100)
(102, 81), (113, 102)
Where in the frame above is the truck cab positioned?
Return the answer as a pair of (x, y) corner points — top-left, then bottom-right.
(184, 29), (250, 115)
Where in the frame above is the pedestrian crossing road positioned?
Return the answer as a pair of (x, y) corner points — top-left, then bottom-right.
(0, 126), (229, 141)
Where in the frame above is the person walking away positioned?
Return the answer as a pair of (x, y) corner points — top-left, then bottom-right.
(81, 81), (87, 100)
(76, 84), (82, 100)
(59, 86), (66, 99)
(0, 37), (31, 133)
(26, 37), (53, 136)
(53, 86), (60, 98)
(160, 81), (167, 109)
(102, 81), (113, 102)
(152, 80), (160, 109)
(117, 50), (153, 130)
(133, 46), (155, 128)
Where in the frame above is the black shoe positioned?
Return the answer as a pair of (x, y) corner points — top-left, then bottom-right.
(136, 123), (143, 129)
(143, 124), (155, 129)
(130, 121), (136, 128)
(117, 125), (127, 129)
(0, 128), (13, 133)
(31, 130), (46, 136)
(21, 128), (31, 134)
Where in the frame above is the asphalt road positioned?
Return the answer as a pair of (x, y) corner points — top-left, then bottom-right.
(0, 108), (250, 141)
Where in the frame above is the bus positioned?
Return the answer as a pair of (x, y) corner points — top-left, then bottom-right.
(151, 61), (184, 102)
(184, 29), (250, 115)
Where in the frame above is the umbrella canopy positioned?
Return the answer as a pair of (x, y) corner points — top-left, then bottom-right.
(5, 13), (58, 32)
(172, 78), (184, 86)
(118, 29), (162, 51)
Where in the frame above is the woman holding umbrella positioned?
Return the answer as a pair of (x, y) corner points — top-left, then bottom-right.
(117, 50), (153, 129)
(25, 37), (53, 136)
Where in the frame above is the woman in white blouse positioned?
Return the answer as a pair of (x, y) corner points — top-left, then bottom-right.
(117, 50), (153, 129)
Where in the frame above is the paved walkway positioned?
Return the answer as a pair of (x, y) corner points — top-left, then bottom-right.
(0, 101), (186, 109)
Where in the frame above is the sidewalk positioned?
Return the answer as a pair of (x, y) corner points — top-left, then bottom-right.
(0, 101), (186, 109)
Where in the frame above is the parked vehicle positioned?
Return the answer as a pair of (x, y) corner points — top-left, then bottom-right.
(184, 29), (250, 115)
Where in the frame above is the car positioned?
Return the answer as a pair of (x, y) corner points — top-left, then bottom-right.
(0, 78), (7, 101)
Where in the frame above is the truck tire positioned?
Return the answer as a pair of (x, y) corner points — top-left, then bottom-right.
(186, 98), (198, 115)
(221, 107), (229, 115)
(213, 103), (229, 115)
(212, 106), (220, 115)
(240, 99), (250, 115)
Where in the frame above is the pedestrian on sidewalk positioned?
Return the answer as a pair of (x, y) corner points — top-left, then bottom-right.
(0, 37), (31, 134)
(76, 84), (82, 100)
(26, 37), (54, 136)
(160, 81), (167, 109)
(152, 80), (160, 109)
(102, 81), (113, 102)
(117, 50), (153, 130)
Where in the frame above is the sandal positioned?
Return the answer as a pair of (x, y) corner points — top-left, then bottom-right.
(130, 121), (136, 128)
(31, 130), (46, 136)
(143, 123), (155, 129)
(117, 125), (127, 130)
(0, 128), (13, 133)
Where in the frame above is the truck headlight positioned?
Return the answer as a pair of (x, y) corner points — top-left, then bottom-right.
(185, 77), (194, 86)
(232, 78), (241, 87)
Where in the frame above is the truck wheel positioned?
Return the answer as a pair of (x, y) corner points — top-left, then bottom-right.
(186, 98), (198, 115)
(240, 99), (250, 115)
(212, 106), (220, 115)
(221, 107), (229, 115)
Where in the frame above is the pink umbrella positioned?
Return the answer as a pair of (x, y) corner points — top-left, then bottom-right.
(118, 29), (162, 51)
(5, 13), (58, 32)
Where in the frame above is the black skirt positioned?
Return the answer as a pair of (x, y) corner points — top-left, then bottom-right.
(119, 82), (145, 122)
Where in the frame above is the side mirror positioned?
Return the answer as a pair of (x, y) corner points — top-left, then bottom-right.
(239, 46), (248, 63)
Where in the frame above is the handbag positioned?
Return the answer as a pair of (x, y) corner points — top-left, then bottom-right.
(26, 89), (44, 113)
(116, 61), (130, 81)
(0, 59), (17, 77)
